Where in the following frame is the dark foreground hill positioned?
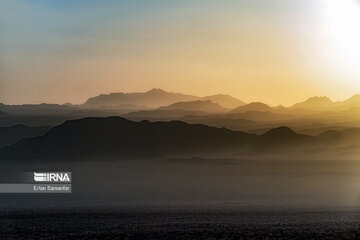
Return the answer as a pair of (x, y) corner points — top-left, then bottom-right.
(0, 124), (51, 148)
(0, 117), (317, 159)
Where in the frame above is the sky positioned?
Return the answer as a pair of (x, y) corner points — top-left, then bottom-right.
(1, 0), (360, 106)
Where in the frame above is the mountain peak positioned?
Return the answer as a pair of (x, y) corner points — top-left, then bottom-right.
(304, 96), (333, 104)
(230, 102), (272, 113)
(263, 126), (296, 137)
(147, 88), (168, 94)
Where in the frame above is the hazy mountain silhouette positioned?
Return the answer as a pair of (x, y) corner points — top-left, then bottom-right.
(0, 117), (328, 159)
(317, 130), (344, 144)
(123, 109), (210, 121)
(231, 102), (273, 113)
(343, 94), (360, 103)
(82, 88), (199, 108)
(158, 100), (228, 113)
(262, 126), (313, 142)
(5, 92), (360, 139)
(181, 116), (255, 130)
(291, 96), (334, 111)
(245, 126), (315, 152)
(341, 94), (360, 108)
(0, 124), (51, 148)
(82, 89), (246, 110)
(182, 116), (254, 125)
(0, 103), (76, 115)
(226, 111), (292, 121)
(317, 128), (360, 146)
(200, 94), (245, 108)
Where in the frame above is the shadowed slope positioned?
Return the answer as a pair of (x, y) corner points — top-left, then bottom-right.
(0, 117), (334, 159)
(0, 117), (254, 158)
(0, 124), (51, 148)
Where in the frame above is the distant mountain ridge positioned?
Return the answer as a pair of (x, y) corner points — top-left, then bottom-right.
(83, 88), (199, 109)
(82, 89), (246, 109)
(4, 91), (360, 116)
(290, 95), (360, 111)
(0, 103), (76, 115)
(291, 96), (334, 111)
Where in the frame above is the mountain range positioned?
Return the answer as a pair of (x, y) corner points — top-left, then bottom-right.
(82, 90), (360, 113)
(2, 116), (358, 159)
(290, 95), (360, 111)
(3, 89), (360, 117)
(3, 89), (360, 138)
(82, 88), (246, 109)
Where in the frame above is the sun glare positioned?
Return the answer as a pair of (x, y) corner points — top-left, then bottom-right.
(323, 0), (360, 79)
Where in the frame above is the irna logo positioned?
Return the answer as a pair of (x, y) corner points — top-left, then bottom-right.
(34, 172), (71, 182)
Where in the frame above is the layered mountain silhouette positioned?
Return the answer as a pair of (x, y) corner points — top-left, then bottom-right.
(83, 88), (199, 109)
(0, 117), (323, 159)
(3, 91), (360, 117)
(123, 100), (229, 120)
(4, 91), (360, 140)
(182, 116), (255, 128)
(227, 111), (292, 121)
(82, 89), (245, 109)
(157, 100), (228, 113)
(123, 109), (210, 120)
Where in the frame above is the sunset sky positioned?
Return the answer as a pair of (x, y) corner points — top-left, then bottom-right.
(1, 0), (360, 106)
